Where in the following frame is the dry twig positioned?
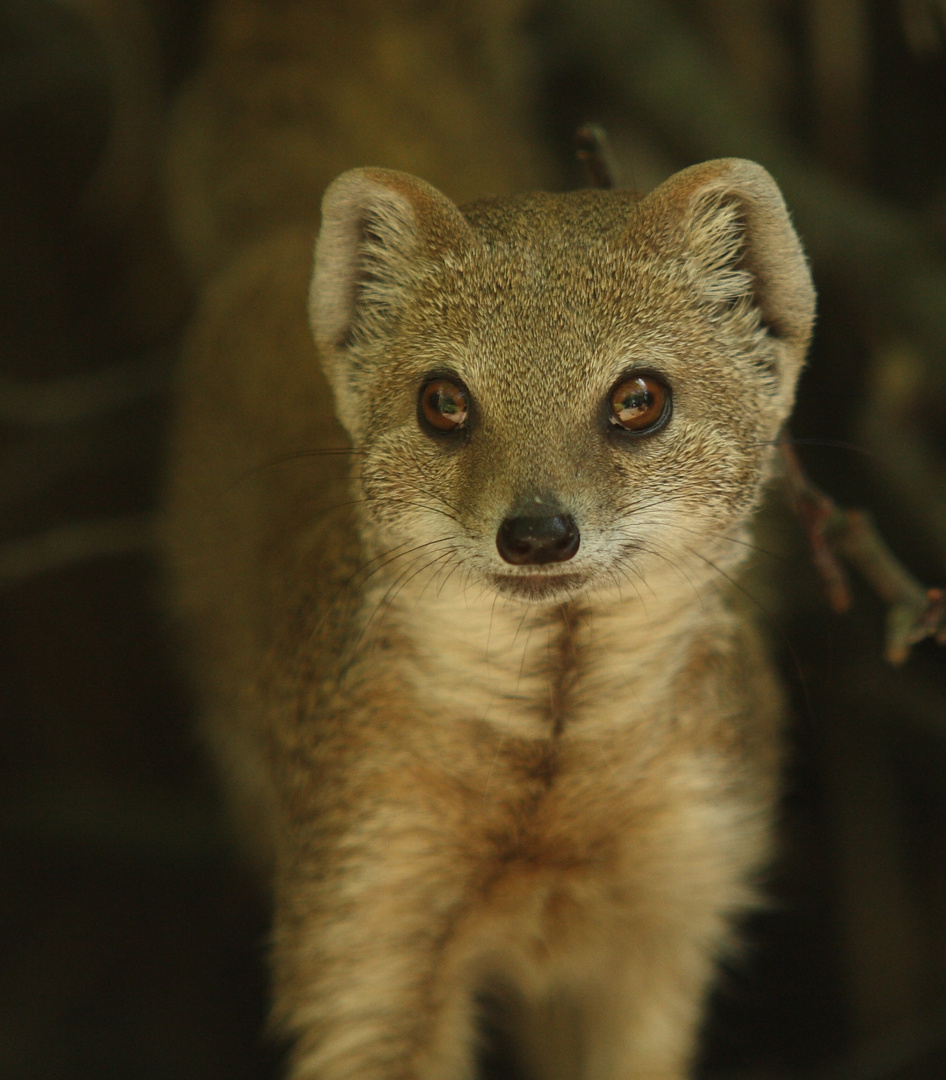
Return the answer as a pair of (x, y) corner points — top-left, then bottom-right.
(575, 123), (618, 190)
(780, 433), (946, 665)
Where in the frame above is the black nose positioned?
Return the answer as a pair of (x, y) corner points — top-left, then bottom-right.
(496, 512), (580, 565)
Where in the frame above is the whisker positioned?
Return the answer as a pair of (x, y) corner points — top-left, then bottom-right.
(330, 543), (459, 686)
(514, 609), (538, 692)
(682, 542), (815, 721)
(611, 491), (695, 519)
(615, 515), (788, 565)
(604, 561), (650, 614)
(270, 446), (363, 463)
(305, 535), (459, 650)
(364, 492), (462, 526)
(625, 539), (710, 611)
(683, 545), (770, 619)
(380, 476), (464, 518)
(360, 536), (460, 599)
(605, 550), (654, 608)
(356, 546), (460, 652)
(436, 557), (466, 599)
(234, 446), (362, 485)
(749, 435), (879, 460)
(485, 588), (502, 661)
(415, 547), (465, 603)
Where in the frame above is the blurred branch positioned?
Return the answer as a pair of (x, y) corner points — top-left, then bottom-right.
(57, 0), (163, 226)
(706, 1000), (946, 1078)
(780, 434), (946, 665)
(575, 123), (618, 189)
(0, 351), (169, 427)
(0, 514), (155, 586)
(1, 784), (232, 866)
(900, 0), (946, 54)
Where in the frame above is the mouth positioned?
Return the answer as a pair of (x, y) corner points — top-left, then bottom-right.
(489, 571), (589, 603)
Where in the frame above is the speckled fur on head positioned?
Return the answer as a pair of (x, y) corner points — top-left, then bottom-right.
(311, 159), (814, 608)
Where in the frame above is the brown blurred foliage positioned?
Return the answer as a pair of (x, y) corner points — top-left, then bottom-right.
(2, 1), (946, 1077)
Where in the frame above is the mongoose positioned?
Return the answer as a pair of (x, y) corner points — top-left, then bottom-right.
(164, 157), (815, 1079)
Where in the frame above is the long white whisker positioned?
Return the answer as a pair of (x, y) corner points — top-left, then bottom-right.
(306, 535), (460, 652)
(354, 544), (460, 654)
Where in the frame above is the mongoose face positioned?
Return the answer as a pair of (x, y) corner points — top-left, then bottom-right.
(310, 161), (815, 605)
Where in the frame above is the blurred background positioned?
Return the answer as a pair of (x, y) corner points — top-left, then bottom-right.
(2, 0), (946, 1076)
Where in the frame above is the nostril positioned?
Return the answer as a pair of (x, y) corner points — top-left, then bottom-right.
(496, 513), (580, 566)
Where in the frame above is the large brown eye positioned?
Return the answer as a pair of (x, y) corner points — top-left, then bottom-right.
(419, 377), (469, 434)
(608, 373), (671, 435)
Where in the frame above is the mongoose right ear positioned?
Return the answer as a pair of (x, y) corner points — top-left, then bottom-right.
(310, 169), (474, 427)
(645, 158), (815, 346)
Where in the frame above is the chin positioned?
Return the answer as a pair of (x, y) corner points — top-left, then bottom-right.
(489, 571), (589, 604)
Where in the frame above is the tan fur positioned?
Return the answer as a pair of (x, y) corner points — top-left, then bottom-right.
(165, 151), (814, 1079)
(163, 11), (815, 1077)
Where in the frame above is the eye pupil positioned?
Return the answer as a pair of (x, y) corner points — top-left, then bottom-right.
(608, 373), (671, 435)
(420, 377), (469, 434)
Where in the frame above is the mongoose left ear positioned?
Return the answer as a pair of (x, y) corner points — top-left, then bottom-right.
(643, 159), (815, 412)
(310, 167), (474, 436)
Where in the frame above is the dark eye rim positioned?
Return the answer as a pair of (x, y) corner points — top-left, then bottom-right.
(417, 371), (473, 440)
(604, 369), (673, 440)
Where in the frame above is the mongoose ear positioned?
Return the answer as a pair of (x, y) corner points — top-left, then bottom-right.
(647, 158), (815, 345)
(310, 167), (473, 358)
(643, 159), (815, 411)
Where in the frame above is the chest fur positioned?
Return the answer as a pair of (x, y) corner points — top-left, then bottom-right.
(364, 577), (715, 742)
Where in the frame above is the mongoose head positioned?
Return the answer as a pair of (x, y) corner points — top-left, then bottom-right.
(309, 160), (815, 605)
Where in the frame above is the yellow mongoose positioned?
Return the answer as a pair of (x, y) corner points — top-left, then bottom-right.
(165, 154), (815, 1079)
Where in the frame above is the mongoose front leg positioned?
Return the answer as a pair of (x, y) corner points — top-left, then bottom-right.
(514, 969), (708, 1080)
(271, 803), (486, 1080)
(577, 949), (718, 1080)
